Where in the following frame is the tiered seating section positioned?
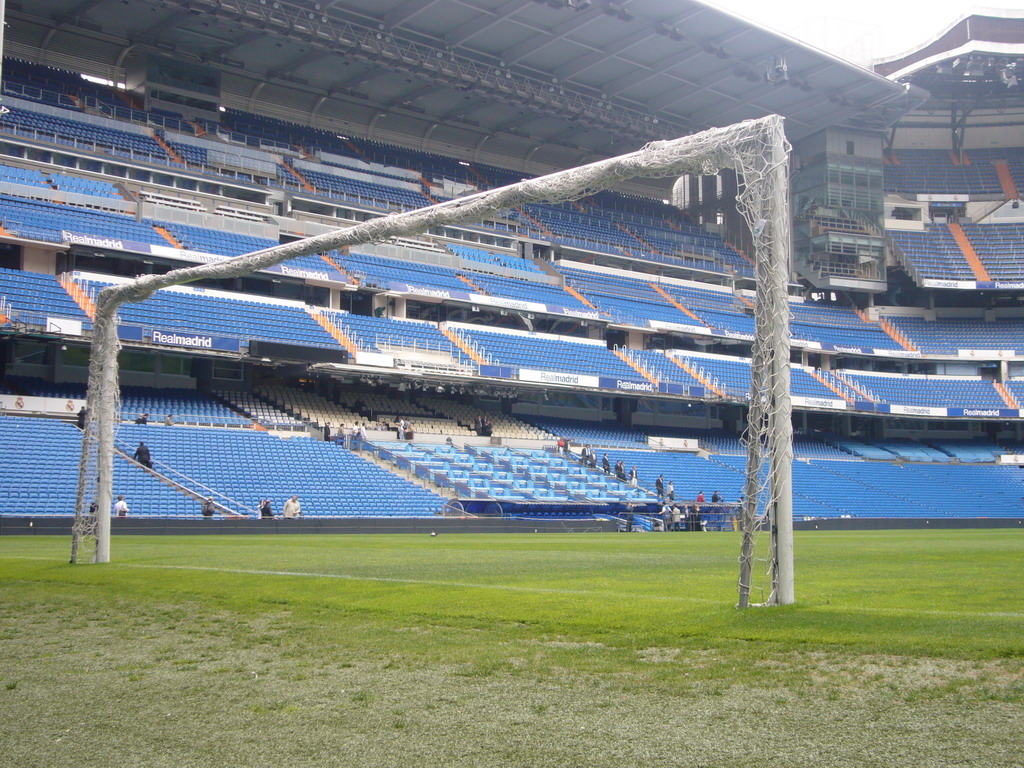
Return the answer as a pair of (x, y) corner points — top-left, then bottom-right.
(77, 277), (338, 348)
(884, 149), (1004, 196)
(374, 441), (656, 507)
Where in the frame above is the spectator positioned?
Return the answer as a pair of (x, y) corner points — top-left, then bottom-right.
(77, 406), (88, 430)
(323, 422), (332, 442)
(602, 453), (611, 474)
(283, 495), (302, 519)
(259, 499), (274, 519)
(696, 490), (705, 504)
(629, 466), (638, 487)
(133, 441), (152, 469)
(667, 480), (675, 502)
(615, 461), (627, 482)
(712, 490), (722, 504)
(671, 503), (682, 532)
(134, 412), (149, 425)
(164, 414), (174, 426)
(656, 474), (665, 499)
(201, 497), (216, 519)
(113, 495), (129, 517)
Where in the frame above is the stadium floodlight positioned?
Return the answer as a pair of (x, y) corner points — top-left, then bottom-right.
(71, 115), (794, 607)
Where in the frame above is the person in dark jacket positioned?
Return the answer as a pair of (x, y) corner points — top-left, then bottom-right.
(133, 441), (152, 468)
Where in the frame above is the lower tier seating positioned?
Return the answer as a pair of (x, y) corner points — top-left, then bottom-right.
(0, 417), (444, 518)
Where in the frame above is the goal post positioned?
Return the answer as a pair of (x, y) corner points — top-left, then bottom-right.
(72, 115), (793, 607)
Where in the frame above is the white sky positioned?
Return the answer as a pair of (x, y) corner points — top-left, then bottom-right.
(708, 1), (1023, 66)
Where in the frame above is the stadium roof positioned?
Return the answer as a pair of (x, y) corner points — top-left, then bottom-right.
(874, 10), (1024, 112)
(8, 0), (925, 166)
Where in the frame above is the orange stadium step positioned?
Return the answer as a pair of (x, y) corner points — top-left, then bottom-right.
(649, 283), (709, 326)
(150, 131), (185, 165)
(306, 308), (360, 356)
(456, 273), (486, 293)
(321, 253), (359, 286)
(563, 283), (598, 310)
(854, 308), (917, 353)
(947, 222), (991, 282)
(612, 348), (659, 386)
(153, 225), (182, 249)
(806, 368), (855, 404)
(667, 355), (725, 398)
(994, 382), (1019, 409)
(993, 160), (1020, 201)
(440, 325), (486, 366)
(280, 161), (315, 193)
(59, 273), (96, 320)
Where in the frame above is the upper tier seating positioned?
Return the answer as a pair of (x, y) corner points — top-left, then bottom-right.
(160, 222), (277, 257)
(456, 327), (638, 379)
(882, 315), (1024, 355)
(77, 278), (339, 348)
(0, 267), (90, 326)
(293, 164), (431, 211)
(884, 149), (1004, 196)
(464, 272), (594, 313)
(0, 105), (172, 164)
(789, 301), (899, 350)
(887, 225), (975, 280)
(47, 172), (122, 199)
(558, 266), (710, 327)
(0, 194), (165, 245)
(0, 163), (50, 188)
(448, 244), (544, 274)
(336, 250), (469, 293)
(326, 311), (474, 365)
(960, 222), (1024, 281)
(835, 371), (1007, 409)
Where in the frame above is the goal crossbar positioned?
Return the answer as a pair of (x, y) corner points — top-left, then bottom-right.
(72, 115), (793, 607)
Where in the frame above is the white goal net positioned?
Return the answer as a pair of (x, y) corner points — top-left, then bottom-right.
(71, 115), (793, 607)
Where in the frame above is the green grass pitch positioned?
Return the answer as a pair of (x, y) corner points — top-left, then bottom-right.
(1, 529), (1022, 767)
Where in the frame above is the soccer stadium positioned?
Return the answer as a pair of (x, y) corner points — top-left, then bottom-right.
(1, 1), (1022, 765)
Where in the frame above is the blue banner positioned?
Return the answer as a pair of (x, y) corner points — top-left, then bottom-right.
(599, 376), (656, 393)
(479, 364), (515, 379)
(150, 328), (241, 352)
(947, 407), (1021, 419)
(118, 325), (144, 341)
(62, 231), (153, 255)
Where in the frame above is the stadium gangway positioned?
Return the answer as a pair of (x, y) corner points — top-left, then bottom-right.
(112, 437), (257, 518)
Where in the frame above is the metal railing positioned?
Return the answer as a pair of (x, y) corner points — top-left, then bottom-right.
(114, 437), (257, 518)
